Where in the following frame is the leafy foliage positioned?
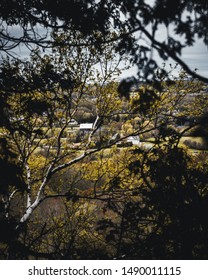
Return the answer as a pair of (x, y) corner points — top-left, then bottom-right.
(0, 1), (208, 82)
(94, 144), (208, 259)
(0, 1), (208, 260)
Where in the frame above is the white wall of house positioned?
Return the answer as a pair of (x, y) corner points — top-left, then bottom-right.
(126, 136), (141, 146)
(79, 123), (93, 130)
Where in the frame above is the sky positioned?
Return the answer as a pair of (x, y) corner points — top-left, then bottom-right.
(120, 20), (208, 81)
(121, 40), (208, 80)
(182, 41), (208, 78)
(119, 0), (208, 81)
(5, 22), (208, 82)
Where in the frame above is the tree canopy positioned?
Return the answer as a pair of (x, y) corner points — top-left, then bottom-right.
(1, 0), (208, 260)
(0, 0), (208, 82)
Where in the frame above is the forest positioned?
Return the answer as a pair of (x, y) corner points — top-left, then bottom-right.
(0, 0), (208, 259)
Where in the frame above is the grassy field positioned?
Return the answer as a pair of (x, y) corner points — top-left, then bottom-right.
(144, 136), (208, 152)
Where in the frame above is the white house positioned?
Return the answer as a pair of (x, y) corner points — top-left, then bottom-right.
(79, 123), (93, 131)
(126, 136), (141, 146)
(69, 119), (78, 125)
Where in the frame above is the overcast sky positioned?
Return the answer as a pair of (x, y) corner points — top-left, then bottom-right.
(7, 23), (208, 82)
(182, 40), (208, 78)
(121, 40), (208, 80)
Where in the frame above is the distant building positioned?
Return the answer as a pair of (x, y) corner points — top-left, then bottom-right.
(79, 123), (93, 131)
(69, 119), (78, 125)
(126, 136), (141, 146)
(110, 133), (121, 142)
(79, 123), (94, 139)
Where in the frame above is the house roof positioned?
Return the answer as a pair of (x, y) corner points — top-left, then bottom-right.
(127, 136), (140, 141)
(111, 133), (121, 140)
(80, 123), (93, 130)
